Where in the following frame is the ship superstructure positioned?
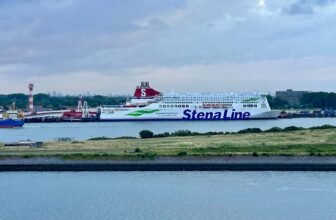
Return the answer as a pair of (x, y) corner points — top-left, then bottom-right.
(100, 82), (279, 121)
(0, 109), (24, 128)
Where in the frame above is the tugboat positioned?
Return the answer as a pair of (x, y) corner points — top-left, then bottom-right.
(0, 104), (25, 128)
(62, 96), (99, 122)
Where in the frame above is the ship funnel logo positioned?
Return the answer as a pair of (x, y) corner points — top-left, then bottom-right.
(141, 89), (146, 97)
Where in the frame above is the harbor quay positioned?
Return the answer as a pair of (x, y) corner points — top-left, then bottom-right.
(3, 82), (336, 125)
(2, 157), (336, 172)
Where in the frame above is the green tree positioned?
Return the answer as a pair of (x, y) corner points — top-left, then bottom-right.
(139, 130), (154, 139)
(267, 95), (288, 109)
(300, 92), (336, 108)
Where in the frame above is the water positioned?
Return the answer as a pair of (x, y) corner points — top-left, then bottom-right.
(0, 172), (335, 220)
(1, 118), (336, 142)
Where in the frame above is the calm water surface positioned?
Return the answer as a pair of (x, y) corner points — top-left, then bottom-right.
(0, 172), (335, 220)
(1, 118), (336, 141)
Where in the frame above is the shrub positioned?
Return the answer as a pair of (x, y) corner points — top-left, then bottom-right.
(177, 151), (187, 156)
(88, 136), (113, 141)
(204, 131), (223, 135)
(139, 130), (154, 139)
(71, 141), (84, 144)
(265, 127), (283, 132)
(113, 136), (137, 140)
(237, 128), (262, 134)
(283, 126), (305, 132)
(140, 152), (157, 159)
(310, 124), (336, 130)
(172, 130), (192, 136)
(134, 148), (141, 153)
(154, 132), (170, 138)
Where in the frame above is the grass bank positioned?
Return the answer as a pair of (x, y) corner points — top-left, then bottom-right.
(1, 128), (336, 160)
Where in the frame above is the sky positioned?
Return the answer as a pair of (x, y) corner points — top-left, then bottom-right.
(1, 0), (336, 95)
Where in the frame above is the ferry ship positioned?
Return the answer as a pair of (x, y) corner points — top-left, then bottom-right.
(100, 82), (279, 121)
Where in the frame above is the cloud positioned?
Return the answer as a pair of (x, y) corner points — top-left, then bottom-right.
(282, 0), (336, 15)
(1, 0), (336, 94)
(2, 56), (336, 95)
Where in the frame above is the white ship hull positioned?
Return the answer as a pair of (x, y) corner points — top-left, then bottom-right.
(100, 106), (279, 121)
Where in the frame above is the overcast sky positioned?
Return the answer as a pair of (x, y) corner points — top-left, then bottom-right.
(1, 0), (336, 95)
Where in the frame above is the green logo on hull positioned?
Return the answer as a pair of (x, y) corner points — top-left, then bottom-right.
(243, 97), (259, 103)
(127, 109), (160, 117)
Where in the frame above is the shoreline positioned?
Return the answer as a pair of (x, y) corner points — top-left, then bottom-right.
(3, 127), (336, 171)
(2, 156), (336, 171)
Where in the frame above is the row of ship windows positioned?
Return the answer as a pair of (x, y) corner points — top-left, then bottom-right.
(243, 104), (258, 108)
(166, 96), (257, 97)
(166, 99), (241, 102)
(160, 105), (190, 108)
(163, 102), (235, 104)
(165, 98), (258, 100)
(161, 104), (262, 108)
(161, 104), (264, 108)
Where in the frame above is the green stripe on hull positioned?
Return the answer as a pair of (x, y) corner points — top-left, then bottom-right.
(126, 109), (160, 117)
(242, 97), (259, 102)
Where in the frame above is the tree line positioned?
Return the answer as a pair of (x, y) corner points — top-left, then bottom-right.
(138, 124), (336, 139)
(269, 92), (336, 109)
(0, 93), (128, 110)
(1, 92), (336, 110)
(300, 92), (336, 109)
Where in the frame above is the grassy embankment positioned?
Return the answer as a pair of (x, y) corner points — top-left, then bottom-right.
(1, 126), (336, 160)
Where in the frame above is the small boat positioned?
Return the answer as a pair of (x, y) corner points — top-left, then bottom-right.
(0, 119), (24, 128)
(5, 140), (43, 147)
(0, 110), (25, 128)
(62, 97), (99, 122)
